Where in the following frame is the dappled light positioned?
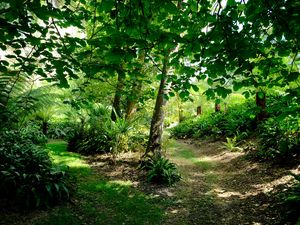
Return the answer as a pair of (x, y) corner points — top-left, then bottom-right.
(0, 0), (299, 224)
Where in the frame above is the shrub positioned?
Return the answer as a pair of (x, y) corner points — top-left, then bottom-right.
(67, 105), (134, 155)
(47, 122), (74, 139)
(20, 122), (48, 145)
(171, 101), (257, 139)
(283, 174), (300, 224)
(0, 130), (70, 208)
(257, 116), (299, 159)
(142, 156), (181, 185)
(67, 127), (112, 155)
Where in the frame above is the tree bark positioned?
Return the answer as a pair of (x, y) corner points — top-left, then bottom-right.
(197, 106), (202, 115)
(42, 121), (48, 135)
(145, 54), (169, 157)
(215, 103), (221, 112)
(125, 52), (145, 120)
(111, 69), (125, 121)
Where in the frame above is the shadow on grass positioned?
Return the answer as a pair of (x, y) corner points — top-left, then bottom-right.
(33, 141), (164, 225)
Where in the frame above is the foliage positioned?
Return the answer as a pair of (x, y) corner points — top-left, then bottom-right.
(142, 156), (181, 185)
(283, 174), (300, 224)
(257, 116), (299, 159)
(20, 122), (48, 145)
(0, 130), (70, 208)
(47, 122), (75, 140)
(223, 136), (243, 152)
(67, 104), (135, 155)
(171, 101), (257, 139)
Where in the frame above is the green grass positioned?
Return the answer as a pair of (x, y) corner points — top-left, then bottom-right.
(168, 140), (215, 171)
(35, 140), (163, 225)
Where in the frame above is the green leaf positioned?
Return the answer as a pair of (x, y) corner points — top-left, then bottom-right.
(257, 91), (265, 99)
(243, 91), (250, 99)
(207, 78), (213, 86)
(100, 0), (114, 12)
(169, 92), (175, 97)
(227, 0), (235, 6)
(165, 2), (177, 14)
(191, 84), (199, 92)
(205, 89), (215, 99)
(287, 72), (299, 82)
(233, 82), (242, 91)
(179, 91), (189, 99)
(156, 74), (163, 80)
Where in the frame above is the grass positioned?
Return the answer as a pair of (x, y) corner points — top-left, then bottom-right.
(168, 140), (215, 171)
(34, 140), (163, 225)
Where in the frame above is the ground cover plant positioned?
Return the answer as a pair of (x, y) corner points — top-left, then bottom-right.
(0, 130), (70, 209)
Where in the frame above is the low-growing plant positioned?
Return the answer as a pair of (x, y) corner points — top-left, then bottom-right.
(171, 101), (257, 139)
(257, 116), (299, 159)
(47, 122), (74, 139)
(223, 136), (243, 152)
(282, 174), (300, 224)
(20, 122), (48, 145)
(67, 104), (135, 156)
(0, 130), (71, 208)
(141, 156), (181, 185)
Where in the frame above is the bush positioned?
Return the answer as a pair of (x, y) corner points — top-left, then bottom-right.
(283, 174), (300, 224)
(171, 101), (257, 139)
(0, 130), (70, 208)
(67, 105), (134, 155)
(142, 156), (181, 185)
(257, 116), (299, 159)
(47, 122), (74, 139)
(67, 127), (113, 155)
(20, 122), (48, 145)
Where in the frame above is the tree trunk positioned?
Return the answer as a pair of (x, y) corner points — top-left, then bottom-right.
(215, 103), (221, 112)
(145, 54), (169, 157)
(197, 106), (202, 115)
(177, 95), (184, 122)
(42, 121), (48, 135)
(256, 91), (267, 121)
(125, 52), (145, 120)
(111, 69), (125, 121)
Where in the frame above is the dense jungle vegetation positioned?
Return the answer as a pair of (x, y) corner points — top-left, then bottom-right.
(0, 0), (299, 224)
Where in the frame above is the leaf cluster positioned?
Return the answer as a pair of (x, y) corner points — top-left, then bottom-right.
(141, 155), (181, 185)
(0, 129), (71, 209)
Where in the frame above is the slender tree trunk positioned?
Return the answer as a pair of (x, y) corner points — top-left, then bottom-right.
(111, 69), (125, 121)
(215, 103), (221, 112)
(42, 121), (48, 135)
(145, 54), (169, 157)
(125, 52), (145, 120)
(197, 106), (202, 115)
(177, 94), (184, 122)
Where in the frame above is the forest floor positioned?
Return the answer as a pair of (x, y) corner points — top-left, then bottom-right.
(89, 138), (299, 225)
(1, 139), (299, 225)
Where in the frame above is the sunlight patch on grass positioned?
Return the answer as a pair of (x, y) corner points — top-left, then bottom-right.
(47, 140), (90, 176)
(39, 140), (164, 225)
(168, 140), (216, 171)
(110, 180), (133, 186)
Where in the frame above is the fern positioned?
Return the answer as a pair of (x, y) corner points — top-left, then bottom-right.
(0, 72), (57, 128)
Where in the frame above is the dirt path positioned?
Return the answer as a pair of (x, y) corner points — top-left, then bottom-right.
(162, 139), (298, 225)
(89, 138), (299, 225)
